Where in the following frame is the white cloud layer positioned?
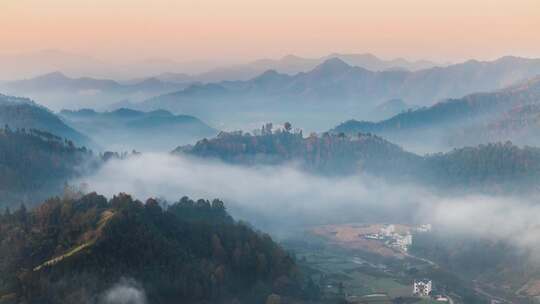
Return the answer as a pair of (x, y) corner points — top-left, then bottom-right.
(78, 153), (540, 253)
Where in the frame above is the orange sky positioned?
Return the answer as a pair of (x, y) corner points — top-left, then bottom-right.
(1, 0), (540, 63)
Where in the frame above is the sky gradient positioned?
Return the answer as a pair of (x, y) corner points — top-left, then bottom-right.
(2, 0), (540, 63)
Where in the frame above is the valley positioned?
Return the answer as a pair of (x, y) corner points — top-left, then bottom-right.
(2, 6), (540, 302)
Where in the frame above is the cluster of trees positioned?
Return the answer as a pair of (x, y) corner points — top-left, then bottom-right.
(0, 193), (312, 304)
(177, 124), (540, 192)
(450, 104), (540, 147)
(176, 124), (421, 177)
(0, 126), (94, 208)
(425, 142), (540, 190)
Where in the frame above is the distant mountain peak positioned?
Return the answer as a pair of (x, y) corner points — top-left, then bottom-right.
(494, 55), (529, 65)
(111, 108), (143, 116)
(329, 52), (378, 60)
(257, 69), (279, 77)
(280, 54), (304, 61)
(136, 77), (162, 85)
(253, 69), (287, 82)
(35, 71), (69, 81)
(313, 57), (351, 74)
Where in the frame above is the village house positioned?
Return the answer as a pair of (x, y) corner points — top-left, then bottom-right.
(413, 279), (432, 297)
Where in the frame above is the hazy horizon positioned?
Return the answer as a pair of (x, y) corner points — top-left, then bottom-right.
(2, 48), (540, 81)
(1, 48), (444, 80)
(2, 0), (539, 73)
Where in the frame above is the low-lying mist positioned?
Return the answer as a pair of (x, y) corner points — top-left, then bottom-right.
(77, 153), (427, 231)
(77, 153), (540, 256)
(99, 278), (147, 304)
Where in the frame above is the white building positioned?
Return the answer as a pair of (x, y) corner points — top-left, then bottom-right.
(381, 224), (395, 236)
(390, 233), (413, 252)
(417, 224), (432, 232)
(413, 279), (432, 297)
(364, 233), (384, 240)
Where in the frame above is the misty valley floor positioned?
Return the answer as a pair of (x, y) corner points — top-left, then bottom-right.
(281, 223), (523, 304)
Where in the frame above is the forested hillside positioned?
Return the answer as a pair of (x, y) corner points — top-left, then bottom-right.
(0, 193), (305, 304)
(0, 94), (93, 147)
(332, 76), (540, 151)
(448, 103), (540, 148)
(0, 127), (93, 208)
(176, 127), (540, 192)
(175, 125), (422, 178)
(425, 142), (540, 190)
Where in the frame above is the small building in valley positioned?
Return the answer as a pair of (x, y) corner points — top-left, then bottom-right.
(413, 279), (432, 297)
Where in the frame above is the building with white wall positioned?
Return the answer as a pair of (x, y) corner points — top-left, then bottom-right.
(413, 279), (432, 297)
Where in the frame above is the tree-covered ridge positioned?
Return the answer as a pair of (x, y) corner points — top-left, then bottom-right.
(0, 193), (303, 304)
(333, 79), (540, 134)
(59, 108), (217, 152)
(0, 94), (92, 148)
(426, 142), (540, 188)
(0, 127), (93, 208)
(176, 126), (540, 191)
(447, 104), (540, 147)
(175, 125), (423, 177)
(331, 76), (540, 149)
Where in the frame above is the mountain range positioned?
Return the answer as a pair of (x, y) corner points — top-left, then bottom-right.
(0, 49), (440, 81)
(0, 72), (191, 110)
(333, 76), (540, 152)
(0, 94), (92, 147)
(60, 108), (217, 151)
(131, 56), (540, 131)
(155, 53), (441, 83)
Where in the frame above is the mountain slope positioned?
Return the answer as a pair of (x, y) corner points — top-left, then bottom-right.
(333, 76), (540, 151)
(425, 142), (540, 189)
(0, 72), (190, 110)
(137, 56), (540, 130)
(0, 94), (93, 147)
(60, 108), (217, 151)
(369, 98), (416, 120)
(0, 193), (303, 304)
(0, 127), (94, 208)
(175, 128), (540, 192)
(175, 129), (425, 178)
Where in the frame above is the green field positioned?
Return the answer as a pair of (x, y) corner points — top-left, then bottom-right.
(286, 236), (415, 301)
(282, 232), (467, 303)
